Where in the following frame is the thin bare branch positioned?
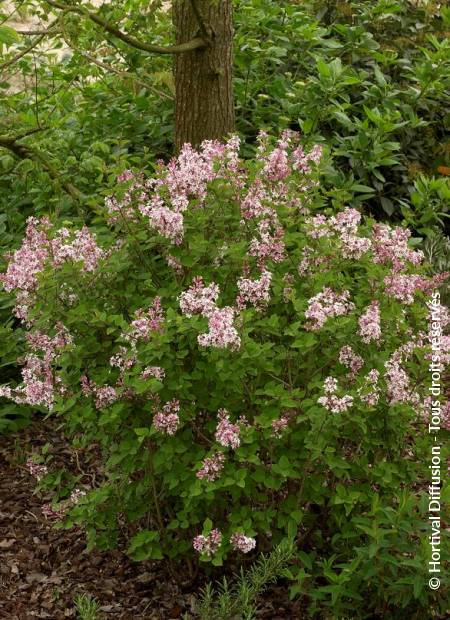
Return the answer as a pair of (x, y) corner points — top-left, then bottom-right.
(45, 0), (207, 54)
(75, 50), (173, 100)
(0, 33), (46, 71)
(0, 135), (82, 200)
(16, 27), (62, 35)
(0, 19), (60, 71)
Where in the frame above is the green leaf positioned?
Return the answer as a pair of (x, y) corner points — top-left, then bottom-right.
(0, 26), (19, 45)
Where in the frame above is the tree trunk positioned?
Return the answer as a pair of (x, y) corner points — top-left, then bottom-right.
(172, 0), (235, 150)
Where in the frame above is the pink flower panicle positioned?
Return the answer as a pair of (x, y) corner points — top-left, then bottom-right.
(179, 277), (219, 318)
(0, 217), (49, 294)
(26, 458), (48, 481)
(51, 227), (104, 272)
(318, 376), (353, 413)
(193, 529), (222, 556)
(0, 218), (104, 320)
(0, 325), (72, 411)
(198, 306), (241, 350)
(236, 270), (272, 311)
(215, 409), (241, 449)
(383, 274), (428, 305)
(305, 287), (354, 331)
(262, 142), (290, 182)
(271, 415), (290, 438)
(0, 218), (50, 320)
(196, 452), (226, 481)
(358, 369), (380, 406)
(249, 219), (285, 268)
(139, 196), (184, 244)
(292, 143), (323, 173)
(110, 347), (136, 372)
(125, 297), (164, 342)
(305, 208), (371, 260)
(153, 399), (180, 435)
(240, 180), (274, 220)
(339, 345), (364, 378)
(180, 279), (240, 350)
(94, 385), (118, 410)
(372, 224), (424, 270)
(384, 354), (419, 406)
(140, 366), (165, 381)
(358, 301), (382, 343)
(230, 533), (256, 554)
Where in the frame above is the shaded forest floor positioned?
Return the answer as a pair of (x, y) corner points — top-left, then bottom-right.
(0, 418), (302, 619)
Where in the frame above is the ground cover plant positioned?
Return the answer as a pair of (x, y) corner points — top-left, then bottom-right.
(0, 133), (448, 618)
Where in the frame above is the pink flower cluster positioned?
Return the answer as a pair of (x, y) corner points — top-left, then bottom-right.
(215, 409), (241, 449)
(230, 533), (257, 554)
(196, 452), (226, 481)
(305, 208), (371, 260)
(192, 529), (222, 556)
(240, 180), (275, 220)
(271, 414), (290, 438)
(383, 274), (428, 305)
(193, 529), (256, 556)
(0, 217), (49, 318)
(51, 227), (104, 272)
(41, 486), (87, 521)
(139, 196), (184, 244)
(236, 270), (272, 311)
(0, 217), (104, 321)
(249, 219), (285, 268)
(262, 139), (290, 182)
(358, 301), (382, 343)
(79, 376), (120, 410)
(298, 246), (330, 276)
(292, 142), (323, 173)
(153, 399), (180, 435)
(198, 306), (241, 350)
(372, 224), (423, 270)
(0, 325), (72, 410)
(318, 377), (353, 413)
(26, 458), (48, 481)
(106, 137), (242, 244)
(94, 385), (118, 410)
(164, 140), (231, 211)
(105, 169), (143, 223)
(179, 277), (219, 317)
(384, 351), (419, 406)
(125, 298), (164, 342)
(358, 369), (380, 406)
(140, 366), (165, 381)
(110, 346), (136, 372)
(180, 279), (240, 350)
(339, 345), (363, 379)
(305, 287), (354, 331)
(257, 130), (322, 178)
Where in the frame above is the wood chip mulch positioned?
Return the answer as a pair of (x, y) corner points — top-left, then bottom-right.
(0, 418), (303, 619)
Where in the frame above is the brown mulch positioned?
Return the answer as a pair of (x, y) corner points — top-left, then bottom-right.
(0, 418), (302, 619)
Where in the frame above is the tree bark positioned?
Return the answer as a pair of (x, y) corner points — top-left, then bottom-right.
(172, 0), (235, 150)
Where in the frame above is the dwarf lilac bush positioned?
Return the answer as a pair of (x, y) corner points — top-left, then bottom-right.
(1, 132), (449, 616)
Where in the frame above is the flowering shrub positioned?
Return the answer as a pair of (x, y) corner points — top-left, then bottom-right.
(1, 132), (449, 616)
